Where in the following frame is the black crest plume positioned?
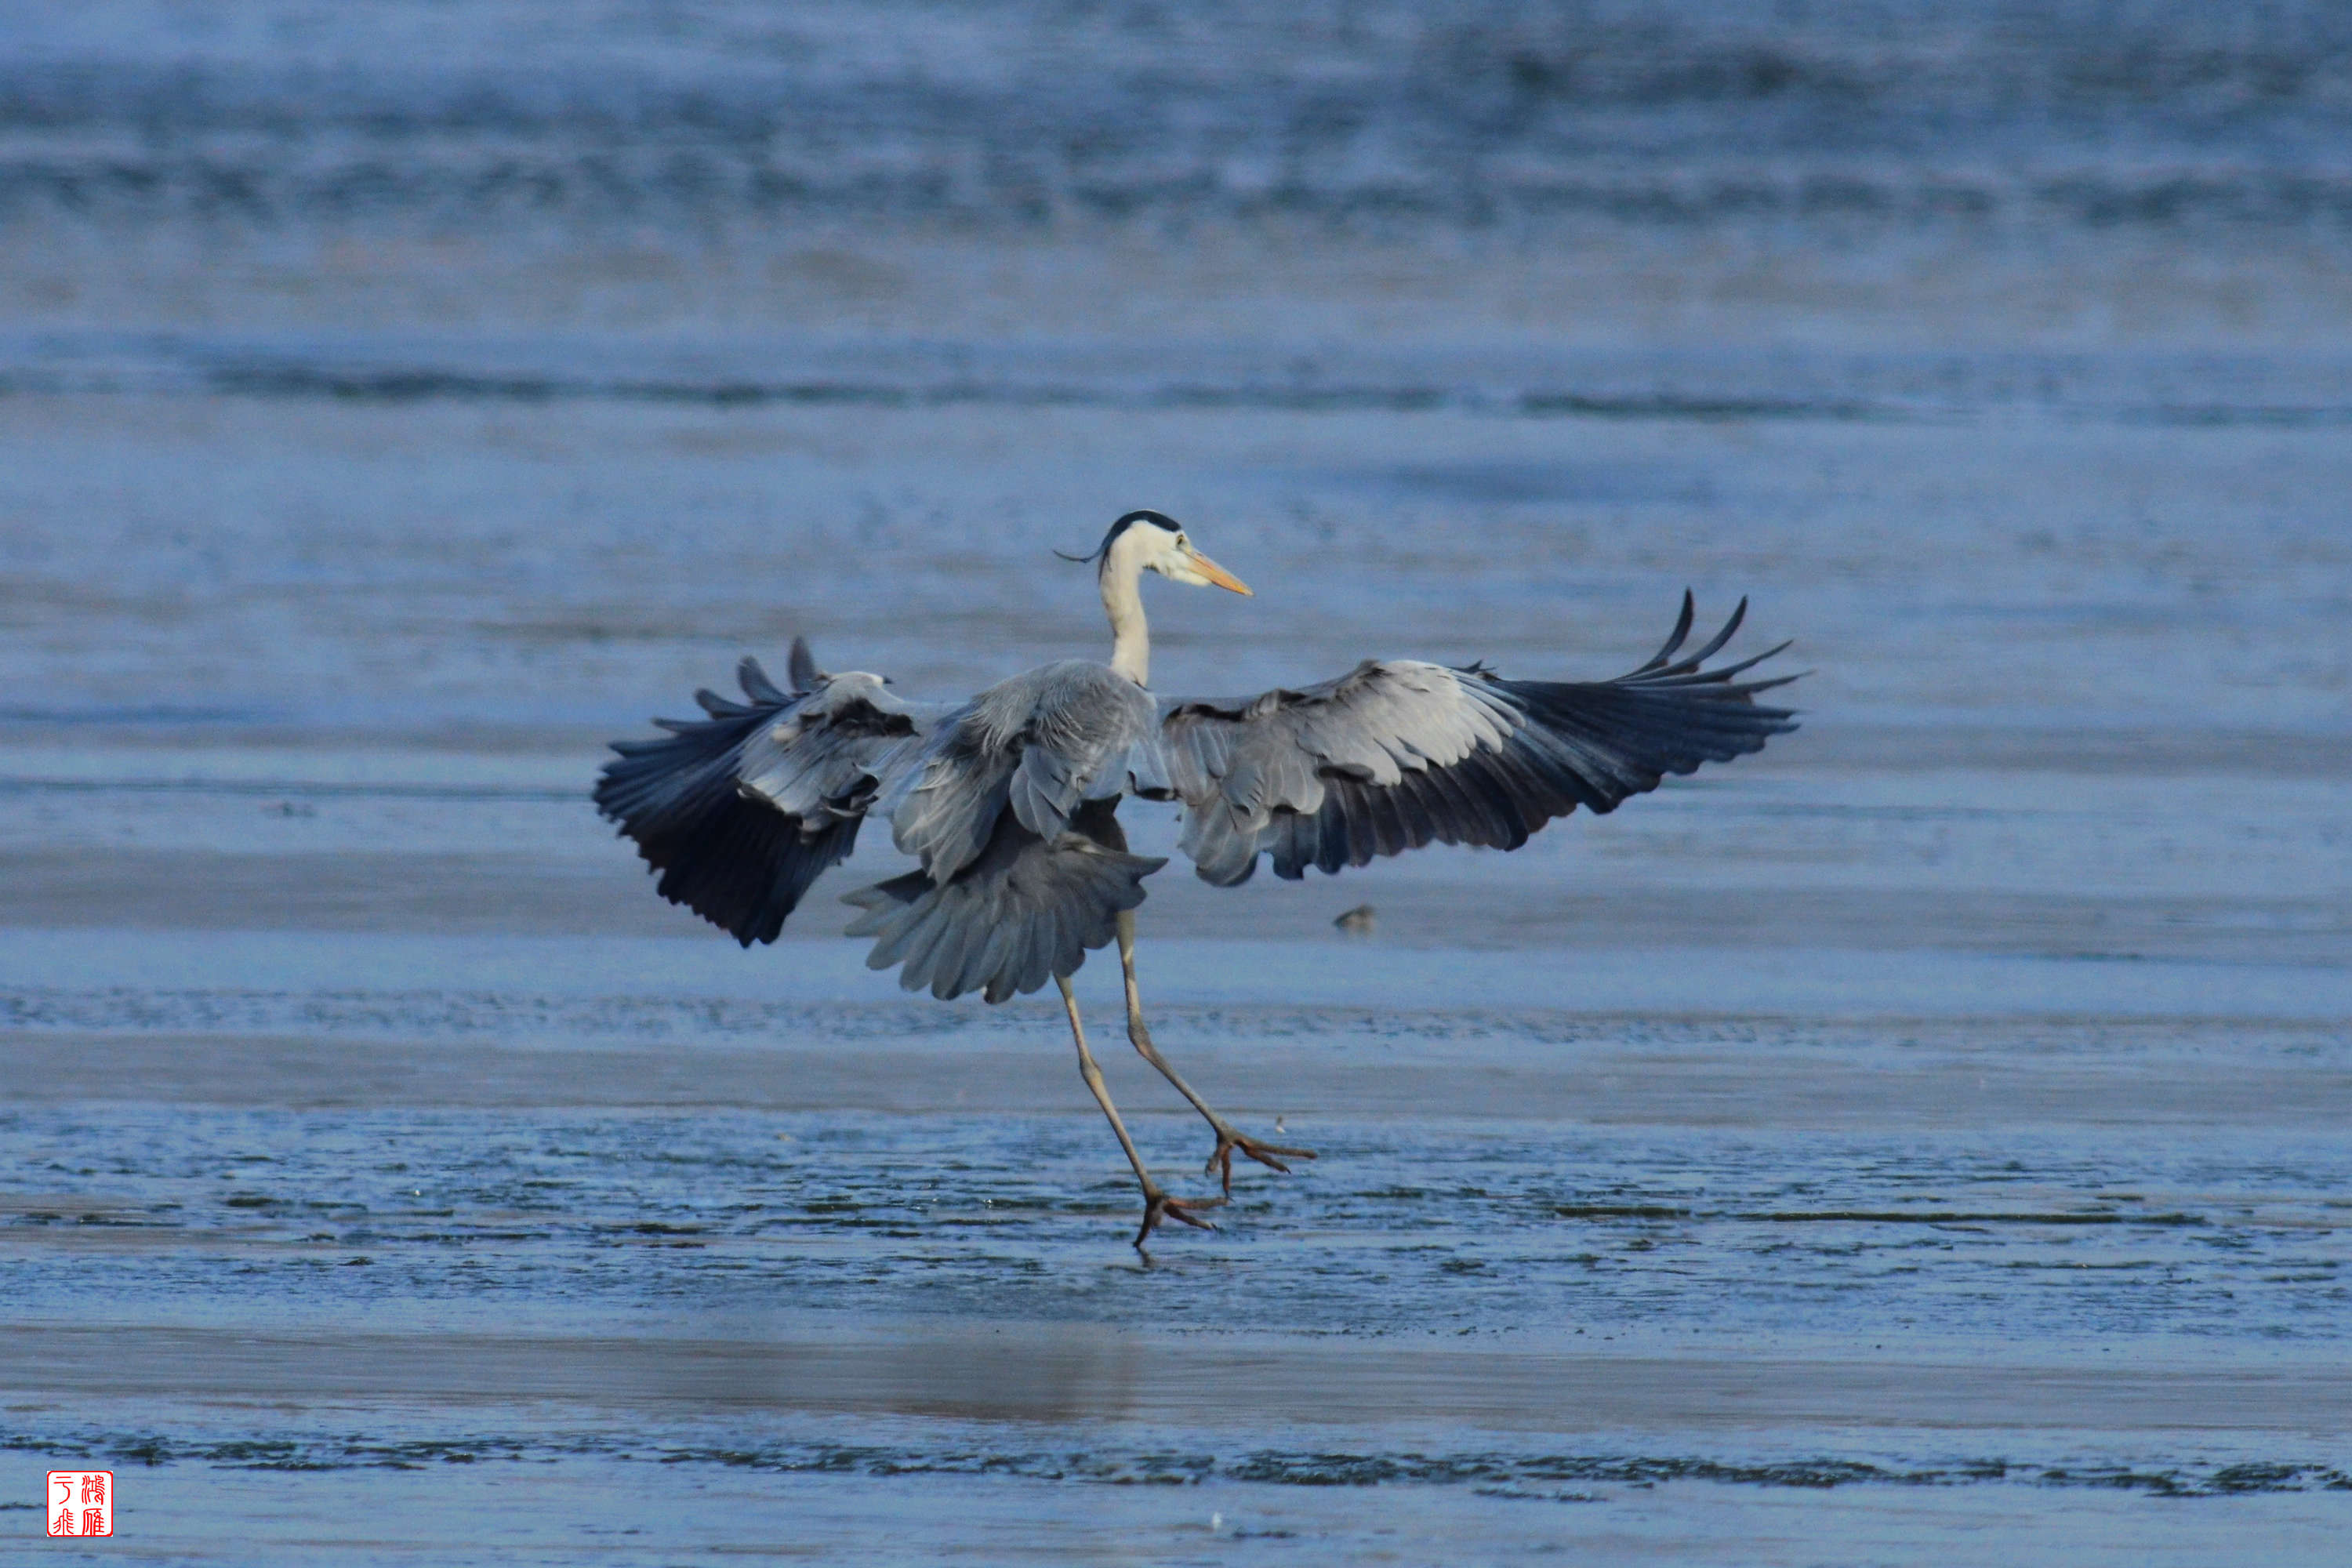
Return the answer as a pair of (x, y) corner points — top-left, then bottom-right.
(1055, 509), (1183, 566)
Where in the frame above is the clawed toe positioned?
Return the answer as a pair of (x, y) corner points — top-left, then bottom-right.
(1134, 1189), (1223, 1249)
(1206, 1130), (1319, 1195)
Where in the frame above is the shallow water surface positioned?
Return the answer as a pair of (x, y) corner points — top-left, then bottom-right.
(6, 405), (2350, 1564)
(5, 3), (2352, 1562)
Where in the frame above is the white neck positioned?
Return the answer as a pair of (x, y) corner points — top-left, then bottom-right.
(1100, 546), (1150, 685)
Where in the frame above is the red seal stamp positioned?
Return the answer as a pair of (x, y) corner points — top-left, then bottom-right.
(45, 1472), (114, 1538)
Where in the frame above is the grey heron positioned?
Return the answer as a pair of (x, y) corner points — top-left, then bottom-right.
(595, 510), (1798, 1247)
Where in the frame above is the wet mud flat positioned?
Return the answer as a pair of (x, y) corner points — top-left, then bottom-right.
(5, 388), (2350, 1559)
(5, 1039), (2351, 1565)
(5, 811), (2350, 1566)
(5, 397), (2351, 1563)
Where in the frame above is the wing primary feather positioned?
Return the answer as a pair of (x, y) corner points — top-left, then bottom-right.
(1313, 796), (1350, 875)
(1632, 590), (1697, 673)
(1646, 597), (1750, 678)
(738, 656), (789, 706)
(1663, 639), (1791, 684)
(788, 637), (823, 693)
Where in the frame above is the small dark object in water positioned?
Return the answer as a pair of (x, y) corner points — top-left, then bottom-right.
(1334, 904), (1377, 935)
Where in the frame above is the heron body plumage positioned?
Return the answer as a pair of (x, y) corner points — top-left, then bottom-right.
(844, 659), (1168, 1004)
(593, 510), (1799, 1246)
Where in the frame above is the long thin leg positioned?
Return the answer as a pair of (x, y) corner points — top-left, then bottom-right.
(1116, 910), (1316, 1196)
(1058, 975), (1219, 1250)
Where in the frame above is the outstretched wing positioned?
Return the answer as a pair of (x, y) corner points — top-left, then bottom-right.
(1157, 593), (1799, 886)
(593, 638), (945, 945)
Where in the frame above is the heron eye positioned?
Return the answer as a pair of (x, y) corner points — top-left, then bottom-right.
(1176, 534), (1189, 547)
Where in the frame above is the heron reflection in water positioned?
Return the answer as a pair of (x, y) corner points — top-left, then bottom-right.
(596, 511), (1798, 1247)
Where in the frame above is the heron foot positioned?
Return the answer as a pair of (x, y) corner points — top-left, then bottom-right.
(1204, 1126), (1317, 1196)
(1135, 1186), (1223, 1250)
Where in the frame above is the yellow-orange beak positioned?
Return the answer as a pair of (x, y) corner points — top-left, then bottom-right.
(1185, 547), (1254, 597)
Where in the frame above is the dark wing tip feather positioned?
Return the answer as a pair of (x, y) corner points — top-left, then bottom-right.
(738, 655), (789, 706)
(1686, 596), (1748, 666)
(1631, 598), (1751, 682)
(1731, 668), (1806, 702)
(1634, 589), (1698, 673)
(787, 637), (823, 693)
(1681, 638), (1793, 684)
(595, 660), (862, 946)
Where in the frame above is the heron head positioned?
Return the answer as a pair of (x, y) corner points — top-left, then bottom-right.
(1060, 510), (1253, 596)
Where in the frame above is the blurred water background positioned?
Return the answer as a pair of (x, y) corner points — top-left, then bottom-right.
(2, 3), (2348, 1563)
